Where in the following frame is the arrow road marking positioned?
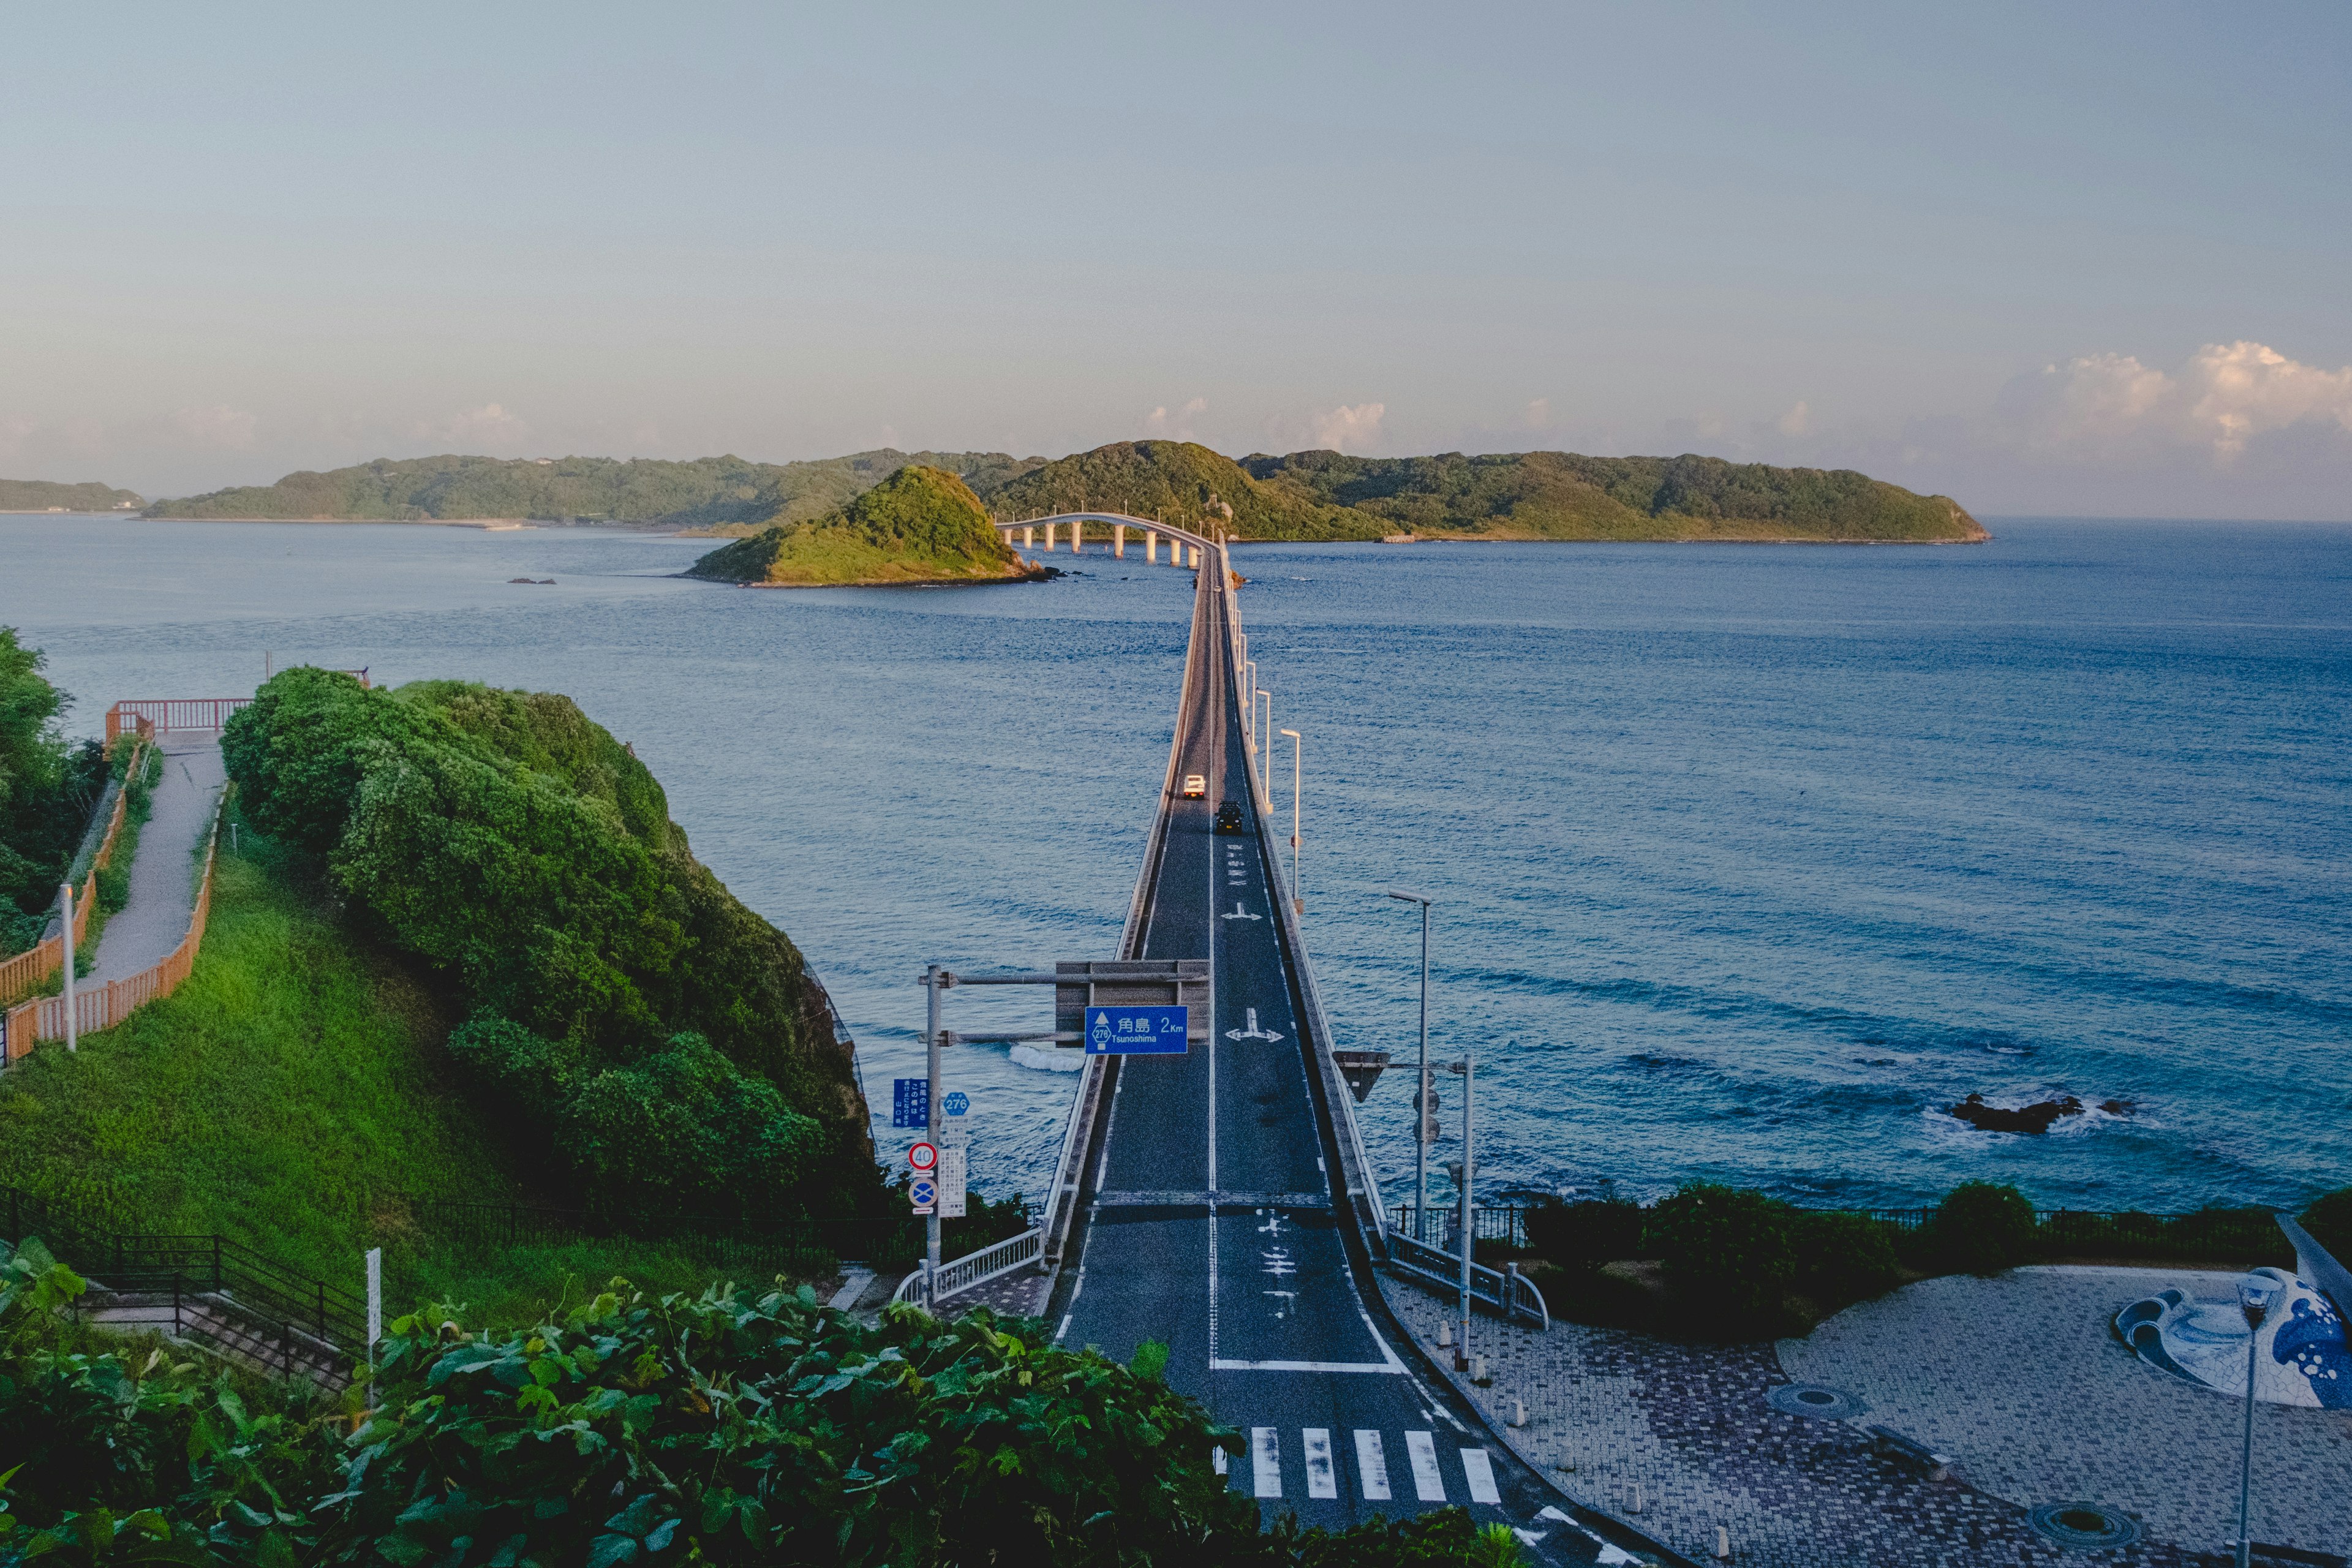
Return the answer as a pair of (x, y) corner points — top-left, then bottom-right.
(1226, 1007), (1283, 1042)
(1221, 901), (1262, 921)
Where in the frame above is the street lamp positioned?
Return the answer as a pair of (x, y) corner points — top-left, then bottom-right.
(2236, 1274), (2280, 1568)
(1278, 729), (1302, 912)
(1387, 890), (1433, 1243)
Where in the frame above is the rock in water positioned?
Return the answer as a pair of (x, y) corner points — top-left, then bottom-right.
(1948, 1092), (2085, 1134)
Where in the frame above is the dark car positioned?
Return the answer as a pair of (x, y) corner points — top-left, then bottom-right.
(1213, 800), (1246, 835)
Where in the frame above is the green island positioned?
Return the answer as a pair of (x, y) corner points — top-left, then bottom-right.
(141, 449), (1033, 528)
(684, 463), (1038, 587)
(0, 478), (143, 513)
(140, 440), (1983, 545)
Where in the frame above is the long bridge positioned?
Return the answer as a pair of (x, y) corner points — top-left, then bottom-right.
(914, 518), (1657, 1563)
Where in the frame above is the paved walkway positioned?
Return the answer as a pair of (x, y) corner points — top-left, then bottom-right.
(89, 736), (225, 983)
(1379, 1266), (2351, 1567)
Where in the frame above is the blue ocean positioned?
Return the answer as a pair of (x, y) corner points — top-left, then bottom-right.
(4, 516), (2345, 1214)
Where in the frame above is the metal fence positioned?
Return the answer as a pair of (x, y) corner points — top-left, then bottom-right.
(1391, 1202), (2292, 1265)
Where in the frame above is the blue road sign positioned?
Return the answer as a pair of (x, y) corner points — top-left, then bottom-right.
(1085, 1005), (1189, 1055)
(943, 1090), (970, 1117)
(892, 1078), (929, 1128)
(910, 1178), (937, 1213)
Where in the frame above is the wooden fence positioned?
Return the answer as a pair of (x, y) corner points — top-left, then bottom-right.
(1, 783), (226, 1065)
(0, 737), (146, 1016)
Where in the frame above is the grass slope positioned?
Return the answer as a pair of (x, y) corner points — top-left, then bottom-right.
(0, 478), (143, 512)
(0, 820), (800, 1328)
(687, 465), (1033, 586)
(146, 450), (1032, 528)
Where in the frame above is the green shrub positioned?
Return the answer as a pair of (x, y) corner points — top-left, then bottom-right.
(1931, 1181), (2037, 1275)
(2304, 1188), (2352, 1265)
(222, 669), (875, 1215)
(1524, 1196), (1646, 1273)
(1648, 1183), (1793, 1317)
(1790, 1210), (1903, 1308)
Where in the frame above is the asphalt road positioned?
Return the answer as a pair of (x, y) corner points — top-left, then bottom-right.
(1047, 560), (1640, 1564)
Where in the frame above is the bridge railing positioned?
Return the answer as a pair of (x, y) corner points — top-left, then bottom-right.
(1387, 1229), (1548, 1330)
(893, 1225), (1045, 1310)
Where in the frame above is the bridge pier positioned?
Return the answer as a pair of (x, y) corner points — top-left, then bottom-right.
(1045, 521), (1058, 551)
(1145, 529), (1159, 564)
(1114, 523), (1126, 558)
(1001, 527), (1014, 545)
(1071, 518), (1083, 554)
(1187, 544), (1200, 568)
(1023, 526), (1035, 549)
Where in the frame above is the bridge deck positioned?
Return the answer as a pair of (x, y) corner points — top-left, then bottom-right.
(1044, 551), (1635, 1561)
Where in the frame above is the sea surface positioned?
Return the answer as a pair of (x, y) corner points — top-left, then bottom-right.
(3, 515), (2346, 1215)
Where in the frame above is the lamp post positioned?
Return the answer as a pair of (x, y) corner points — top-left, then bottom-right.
(2236, 1274), (2279, 1568)
(1387, 890), (1433, 1242)
(1278, 729), (1302, 912)
(1445, 1051), (1474, 1371)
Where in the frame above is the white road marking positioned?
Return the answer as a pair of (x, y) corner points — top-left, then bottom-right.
(1302, 1428), (1337, 1498)
(1208, 1357), (1407, 1373)
(1252, 1428), (1282, 1498)
(1404, 1430), (1446, 1501)
(1354, 1430), (1390, 1500)
(1225, 1008), (1284, 1042)
(1221, 900), (1262, 920)
(1460, 1447), (1501, 1505)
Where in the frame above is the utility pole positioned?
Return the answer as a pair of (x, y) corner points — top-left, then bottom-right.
(59, 881), (77, 1053)
(1279, 729), (1302, 911)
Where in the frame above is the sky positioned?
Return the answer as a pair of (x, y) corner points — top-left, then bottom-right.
(2, 1), (2348, 518)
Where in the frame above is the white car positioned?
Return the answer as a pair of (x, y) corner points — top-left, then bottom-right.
(1181, 774), (1208, 799)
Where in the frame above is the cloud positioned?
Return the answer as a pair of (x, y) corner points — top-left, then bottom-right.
(168, 404), (259, 449)
(1776, 401), (1812, 437)
(1142, 397), (1207, 440)
(1308, 401), (1385, 453)
(2002, 341), (2352, 462)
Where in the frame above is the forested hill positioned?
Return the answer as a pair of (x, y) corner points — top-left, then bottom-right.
(141, 442), (1981, 542)
(986, 441), (1983, 543)
(1241, 449), (1985, 542)
(143, 450), (1038, 527)
(0, 477), (143, 511)
(687, 465), (1033, 586)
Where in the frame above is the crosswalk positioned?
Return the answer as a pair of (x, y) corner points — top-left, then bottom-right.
(1218, 1427), (1504, 1507)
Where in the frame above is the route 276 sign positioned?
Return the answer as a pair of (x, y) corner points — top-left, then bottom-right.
(1084, 1005), (1189, 1055)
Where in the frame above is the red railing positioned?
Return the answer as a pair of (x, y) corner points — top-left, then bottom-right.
(2, 787), (228, 1063)
(105, 699), (249, 744)
(0, 736), (146, 1017)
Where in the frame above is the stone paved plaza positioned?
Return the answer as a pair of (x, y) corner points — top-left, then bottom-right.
(1380, 1266), (2352, 1567)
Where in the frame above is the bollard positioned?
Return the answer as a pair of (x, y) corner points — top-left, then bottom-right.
(1436, 1321), (1452, 1348)
(1629, 1483), (1643, 1515)
(1471, 1353), (1490, 1385)
(1510, 1397), (1527, 1428)
(1714, 1526), (1731, 1559)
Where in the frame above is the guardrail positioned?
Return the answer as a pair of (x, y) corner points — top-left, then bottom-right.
(1397, 1202), (2295, 1265)
(893, 1225), (1044, 1310)
(104, 698), (252, 743)
(3, 785), (228, 1056)
(0, 736), (145, 1025)
(1386, 1229), (1548, 1330)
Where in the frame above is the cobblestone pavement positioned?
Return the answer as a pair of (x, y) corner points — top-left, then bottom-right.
(1781, 1267), (2352, 1559)
(1376, 1268), (2332, 1567)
